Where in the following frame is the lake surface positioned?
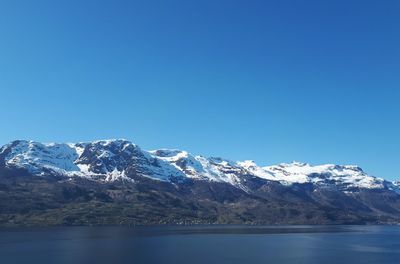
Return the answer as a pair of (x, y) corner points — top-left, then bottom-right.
(0, 225), (399, 264)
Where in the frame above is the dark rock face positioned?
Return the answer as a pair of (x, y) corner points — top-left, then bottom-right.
(75, 140), (138, 174)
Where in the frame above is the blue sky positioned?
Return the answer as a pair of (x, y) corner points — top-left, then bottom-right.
(0, 0), (399, 180)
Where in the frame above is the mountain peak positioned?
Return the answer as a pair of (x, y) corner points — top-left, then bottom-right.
(149, 149), (188, 158)
(237, 160), (258, 168)
(90, 138), (132, 145)
(282, 161), (310, 167)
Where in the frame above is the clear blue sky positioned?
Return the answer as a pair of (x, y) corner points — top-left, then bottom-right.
(0, 0), (399, 180)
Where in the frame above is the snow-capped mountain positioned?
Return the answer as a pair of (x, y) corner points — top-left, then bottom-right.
(1, 139), (400, 226)
(0, 139), (397, 192)
(150, 149), (245, 186)
(0, 140), (185, 182)
(238, 161), (393, 190)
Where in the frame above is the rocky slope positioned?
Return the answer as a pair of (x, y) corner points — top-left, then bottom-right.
(0, 139), (399, 226)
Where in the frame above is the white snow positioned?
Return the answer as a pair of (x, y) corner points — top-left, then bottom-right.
(150, 149), (244, 186)
(240, 160), (385, 189)
(5, 141), (80, 174)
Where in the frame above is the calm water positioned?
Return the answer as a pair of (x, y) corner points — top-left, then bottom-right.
(0, 225), (399, 264)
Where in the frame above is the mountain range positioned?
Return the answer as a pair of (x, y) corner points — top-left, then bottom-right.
(0, 139), (399, 226)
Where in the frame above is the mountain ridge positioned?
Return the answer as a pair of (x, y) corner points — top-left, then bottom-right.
(1, 139), (397, 190)
(1, 139), (400, 226)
